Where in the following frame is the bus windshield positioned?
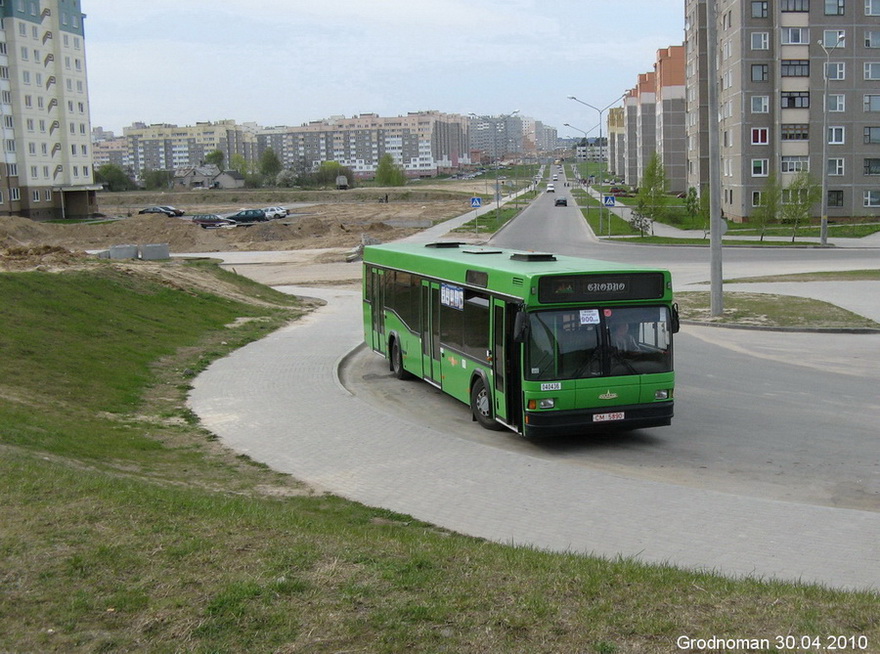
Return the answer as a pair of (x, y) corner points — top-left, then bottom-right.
(525, 306), (673, 381)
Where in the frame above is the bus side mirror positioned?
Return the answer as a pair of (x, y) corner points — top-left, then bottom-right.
(513, 311), (530, 343)
(671, 303), (681, 334)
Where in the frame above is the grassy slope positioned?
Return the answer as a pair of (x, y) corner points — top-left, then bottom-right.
(1, 262), (877, 654)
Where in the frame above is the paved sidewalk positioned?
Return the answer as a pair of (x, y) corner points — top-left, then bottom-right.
(188, 282), (880, 592)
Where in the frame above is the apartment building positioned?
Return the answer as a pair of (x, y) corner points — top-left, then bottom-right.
(1, 0), (99, 220)
(121, 120), (256, 179)
(256, 111), (470, 178)
(656, 46), (688, 194)
(686, 0), (880, 222)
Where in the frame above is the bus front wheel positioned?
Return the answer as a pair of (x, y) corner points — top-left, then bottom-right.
(470, 378), (503, 430)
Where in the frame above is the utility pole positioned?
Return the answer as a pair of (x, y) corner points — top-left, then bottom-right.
(706, 0), (724, 316)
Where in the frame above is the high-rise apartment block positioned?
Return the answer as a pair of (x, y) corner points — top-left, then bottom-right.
(609, 0), (880, 223)
(1, 0), (98, 219)
(687, 0), (880, 221)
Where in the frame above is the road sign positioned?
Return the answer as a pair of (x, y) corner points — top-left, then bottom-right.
(470, 197), (482, 208)
(603, 195), (616, 207)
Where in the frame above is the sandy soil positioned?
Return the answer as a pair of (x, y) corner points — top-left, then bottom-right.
(0, 192), (477, 275)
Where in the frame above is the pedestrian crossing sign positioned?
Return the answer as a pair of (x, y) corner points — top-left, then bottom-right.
(471, 197), (482, 208)
(603, 195), (616, 207)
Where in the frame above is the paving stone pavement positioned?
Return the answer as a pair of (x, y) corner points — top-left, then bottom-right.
(188, 283), (880, 592)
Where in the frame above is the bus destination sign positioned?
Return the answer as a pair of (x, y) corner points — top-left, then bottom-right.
(538, 273), (665, 303)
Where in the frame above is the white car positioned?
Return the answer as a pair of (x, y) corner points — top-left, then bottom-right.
(546, 184), (555, 192)
(262, 206), (288, 219)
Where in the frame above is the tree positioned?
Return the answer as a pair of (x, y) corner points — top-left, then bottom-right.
(275, 169), (298, 188)
(751, 172), (782, 242)
(95, 164), (135, 191)
(375, 153), (407, 186)
(229, 153), (249, 175)
(781, 171), (822, 243)
(635, 151), (668, 226)
(142, 168), (173, 190)
(259, 147), (282, 178)
(205, 149), (225, 169)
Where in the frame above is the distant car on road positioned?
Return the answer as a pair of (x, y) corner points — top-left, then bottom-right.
(546, 184), (555, 193)
(138, 205), (179, 217)
(555, 198), (568, 206)
(262, 206), (288, 219)
(225, 209), (268, 223)
(191, 214), (235, 229)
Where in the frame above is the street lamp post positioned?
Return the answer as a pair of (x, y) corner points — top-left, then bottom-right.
(564, 122), (605, 233)
(818, 34), (844, 247)
(568, 94), (625, 179)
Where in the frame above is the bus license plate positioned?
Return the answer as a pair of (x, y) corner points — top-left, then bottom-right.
(594, 411), (625, 422)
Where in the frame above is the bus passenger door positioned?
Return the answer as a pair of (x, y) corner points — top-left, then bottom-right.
(421, 281), (442, 385)
(492, 299), (519, 428)
(369, 267), (386, 354)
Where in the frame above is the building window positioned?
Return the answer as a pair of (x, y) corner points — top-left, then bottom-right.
(828, 190), (844, 206)
(782, 124), (810, 140)
(782, 0), (810, 9)
(867, 30), (880, 47)
(864, 158), (880, 174)
(865, 62), (880, 79)
(828, 94), (846, 111)
(752, 1), (769, 16)
(752, 159), (769, 176)
(826, 62), (846, 80)
(823, 29), (846, 48)
(866, 95), (880, 112)
(782, 27), (810, 44)
(752, 95), (770, 113)
(752, 127), (770, 144)
(782, 156), (810, 172)
(752, 32), (769, 49)
(864, 190), (880, 206)
(10, 188), (20, 201)
(44, 189), (52, 201)
(865, 126), (880, 142)
(32, 190), (40, 202)
(869, 0), (880, 15)
(825, 0), (845, 13)
(782, 91), (810, 108)
(828, 158), (845, 175)
(752, 64), (770, 81)
(752, 191), (763, 206)
(782, 60), (810, 76)
(829, 126), (846, 144)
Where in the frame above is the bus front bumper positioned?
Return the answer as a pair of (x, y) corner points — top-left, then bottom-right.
(522, 401), (674, 438)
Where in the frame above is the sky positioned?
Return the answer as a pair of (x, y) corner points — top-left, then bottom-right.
(83, 0), (685, 140)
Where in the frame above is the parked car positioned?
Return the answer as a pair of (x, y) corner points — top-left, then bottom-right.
(191, 214), (235, 229)
(138, 205), (177, 217)
(262, 206), (288, 219)
(159, 205), (185, 216)
(555, 198), (568, 206)
(225, 209), (268, 223)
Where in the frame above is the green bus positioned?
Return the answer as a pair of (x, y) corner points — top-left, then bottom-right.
(362, 241), (679, 437)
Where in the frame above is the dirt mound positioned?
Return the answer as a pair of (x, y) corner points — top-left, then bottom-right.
(0, 197), (468, 256)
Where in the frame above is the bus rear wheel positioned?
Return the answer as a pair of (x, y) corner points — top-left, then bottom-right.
(390, 339), (412, 380)
(470, 378), (503, 431)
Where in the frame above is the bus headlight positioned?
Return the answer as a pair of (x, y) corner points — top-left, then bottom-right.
(654, 389), (670, 400)
(527, 398), (556, 410)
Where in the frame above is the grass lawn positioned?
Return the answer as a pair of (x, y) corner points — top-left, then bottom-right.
(1, 260), (877, 653)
